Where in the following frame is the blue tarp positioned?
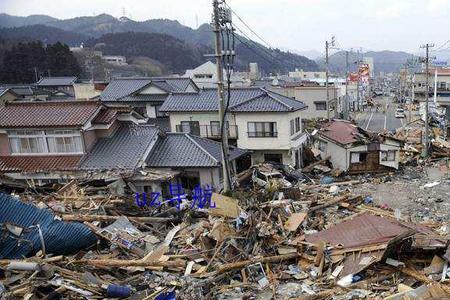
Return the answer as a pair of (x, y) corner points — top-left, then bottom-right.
(0, 192), (97, 259)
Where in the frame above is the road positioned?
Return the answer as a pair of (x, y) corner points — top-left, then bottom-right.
(353, 96), (405, 132)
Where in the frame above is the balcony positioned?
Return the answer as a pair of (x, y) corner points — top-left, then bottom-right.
(175, 124), (238, 139)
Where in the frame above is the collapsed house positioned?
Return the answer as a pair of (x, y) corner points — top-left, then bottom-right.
(312, 119), (402, 173)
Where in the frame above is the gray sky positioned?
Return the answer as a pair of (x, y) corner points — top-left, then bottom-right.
(1, 0), (450, 54)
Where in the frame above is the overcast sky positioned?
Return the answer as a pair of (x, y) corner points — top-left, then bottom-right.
(1, 0), (450, 55)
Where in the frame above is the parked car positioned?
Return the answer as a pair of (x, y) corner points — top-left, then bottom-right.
(395, 108), (406, 118)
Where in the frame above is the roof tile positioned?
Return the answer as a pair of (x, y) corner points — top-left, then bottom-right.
(0, 101), (101, 128)
(0, 155), (82, 172)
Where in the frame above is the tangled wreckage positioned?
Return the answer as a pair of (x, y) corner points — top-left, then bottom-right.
(0, 156), (449, 300)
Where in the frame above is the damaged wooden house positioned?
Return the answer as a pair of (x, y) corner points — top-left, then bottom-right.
(0, 100), (247, 193)
(311, 119), (402, 174)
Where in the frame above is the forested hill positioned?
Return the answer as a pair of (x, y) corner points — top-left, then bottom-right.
(0, 13), (319, 74)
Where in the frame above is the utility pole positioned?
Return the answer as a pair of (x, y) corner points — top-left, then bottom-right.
(356, 49), (361, 111)
(212, 0), (231, 192)
(325, 40), (330, 121)
(344, 50), (349, 119)
(421, 43), (434, 157)
(325, 36), (335, 121)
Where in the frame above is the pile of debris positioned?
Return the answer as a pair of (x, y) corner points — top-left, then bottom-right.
(1, 175), (449, 300)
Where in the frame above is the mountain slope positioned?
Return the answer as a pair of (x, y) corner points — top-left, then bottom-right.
(0, 13), (319, 73)
(317, 50), (415, 74)
(84, 32), (210, 73)
(0, 13), (58, 27)
(0, 25), (88, 46)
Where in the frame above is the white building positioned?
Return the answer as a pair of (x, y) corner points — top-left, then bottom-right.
(183, 61), (247, 88)
(269, 83), (339, 119)
(363, 57), (375, 78)
(289, 69), (326, 80)
(160, 87), (308, 167)
(103, 55), (127, 66)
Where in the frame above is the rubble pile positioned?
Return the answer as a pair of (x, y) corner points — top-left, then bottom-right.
(0, 172), (449, 300)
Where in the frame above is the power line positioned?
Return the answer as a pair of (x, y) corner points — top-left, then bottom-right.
(433, 38), (450, 51)
(223, 2), (273, 49)
(233, 24), (286, 67)
(233, 34), (281, 70)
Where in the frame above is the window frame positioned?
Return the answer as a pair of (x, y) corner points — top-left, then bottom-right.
(315, 101), (327, 111)
(381, 150), (396, 161)
(8, 129), (84, 155)
(247, 122), (278, 138)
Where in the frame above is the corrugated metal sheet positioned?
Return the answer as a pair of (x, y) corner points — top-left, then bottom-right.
(305, 213), (411, 249)
(0, 193), (97, 259)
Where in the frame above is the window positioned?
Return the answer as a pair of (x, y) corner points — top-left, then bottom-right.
(315, 102), (327, 111)
(155, 105), (167, 117)
(264, 153), (283, 163)
(295, 117), (301, 132)
(180, 121), (192, 133)
(351, 152), (368, 163)
(247, 122), (277, 137)
(290, 117), (301, 136)
(179, 121), (200, 135)
(210, 121), (220, 136)
(9, 129), (83, 154)
(381, 150), (396, 161)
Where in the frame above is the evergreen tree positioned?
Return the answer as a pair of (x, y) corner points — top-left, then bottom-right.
(0, 41), (81, 83)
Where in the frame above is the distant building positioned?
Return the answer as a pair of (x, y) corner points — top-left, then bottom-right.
(269, 81), (339, 119)
(102, 55), (127, 66)
(288, 69), (326, 80)
(36, 76), (77, 96)
(183, 61), (247, 88)
(74, 81), (108, 100)
(248, 62), (261, 80)
(413, 67), (450, 138)
(363, 57), (375, 78)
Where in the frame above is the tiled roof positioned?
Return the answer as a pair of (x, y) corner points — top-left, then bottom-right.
(319, 120), (362, 145)
(0, 85), (34, 96)
(0, 87), (10, 97)
(0, 101), (102, 128)
(118, 94), (169, 102)
(79, 123), (159, 170)
(147, 117), (171, 132)
(100, 77), (196, 102)
(92, 106), (131, 125)
(0, 155), (82, 173)
(147, 133), (247, 168)
(160, 88), (307, 113)
(36, 76), (77, 86)
(101, 78), (151, 101)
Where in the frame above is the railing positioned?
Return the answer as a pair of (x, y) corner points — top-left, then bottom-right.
(247, 131), (278, 138)
(175, 124), (238, 139)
